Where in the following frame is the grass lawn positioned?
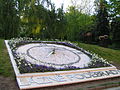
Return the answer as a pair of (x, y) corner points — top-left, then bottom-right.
(75, 42), (120, 65)
(0, 39), (120, 77)
(0, 39), (14, 77)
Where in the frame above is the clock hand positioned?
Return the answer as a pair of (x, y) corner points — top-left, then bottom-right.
(46, 48), (55, 58)
(52, 48), (55, 54)
(46, 50), (53, 58)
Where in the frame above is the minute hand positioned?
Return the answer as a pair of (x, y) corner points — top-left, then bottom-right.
(46, 51), (54, 58)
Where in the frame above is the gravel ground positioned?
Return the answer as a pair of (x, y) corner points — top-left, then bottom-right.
(0, 76), (19, 90)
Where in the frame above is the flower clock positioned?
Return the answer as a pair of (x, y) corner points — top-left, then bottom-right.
(7, 37), (111, 73)
(5, 37), (120, 90)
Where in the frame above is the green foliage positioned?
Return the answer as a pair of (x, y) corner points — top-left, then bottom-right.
(17, 0), (66, 40)
(111, 17), (120, 41)
(65, 6), (94, 41)
(16, 0), (48, 37)
(108, 0), (120, 17)
(43, 5), (67, 39)
(94, 0), (110, 37)
(111, 17), (120, 48)
(0, 0), (119, 44)
(106, 0), (120, 48)
(0, 0), (93, 41)
(0, 0), (19, 39)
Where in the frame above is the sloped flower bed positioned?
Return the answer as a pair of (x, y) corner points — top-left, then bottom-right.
(8, 37), (111, 74)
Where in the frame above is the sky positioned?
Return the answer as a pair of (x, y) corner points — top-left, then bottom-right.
(50, 0), (95, 14)
(51, 0), (72, 11)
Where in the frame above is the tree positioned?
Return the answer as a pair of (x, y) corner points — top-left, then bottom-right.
(111, 17), (120, 48)
(70, 0), (94, 14)
(65, 6), (94, 41)
(54, 5), (67, 39)
(94, 0), (110, 37)
(41, 4), (67, 40)
(108, 0), (120, 48)
(108, 0), (120, 18)
(17, 0), (53, 38)
(0, 0), (19, 39)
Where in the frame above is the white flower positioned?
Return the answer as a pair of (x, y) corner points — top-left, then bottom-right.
(30, 66), (33, 68)
(18, 62), (21, 65)
(28, 63), (31, 66)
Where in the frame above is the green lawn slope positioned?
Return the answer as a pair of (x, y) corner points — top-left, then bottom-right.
(0, 39), (120, 77)
(0, 39), (14, 77)
(75, 42), (120, 65)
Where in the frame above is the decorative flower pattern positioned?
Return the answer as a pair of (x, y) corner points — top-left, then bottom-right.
(8, 37), (111, 73)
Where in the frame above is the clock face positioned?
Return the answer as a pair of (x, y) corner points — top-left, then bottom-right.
(16, 42), (91, 68)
